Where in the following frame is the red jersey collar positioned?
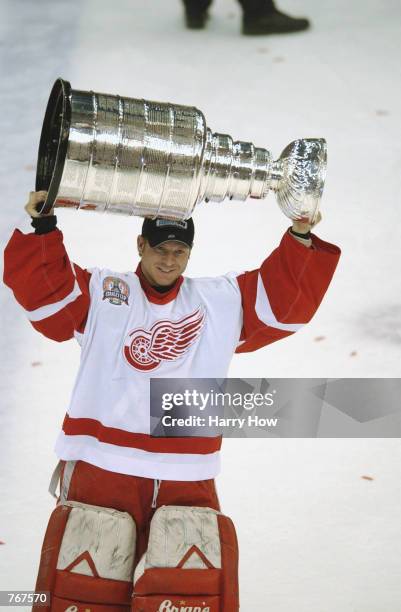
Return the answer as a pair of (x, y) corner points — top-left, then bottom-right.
(135, 263), (184, 304)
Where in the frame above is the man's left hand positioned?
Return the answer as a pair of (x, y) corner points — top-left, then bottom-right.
(292, 211), (322, 235)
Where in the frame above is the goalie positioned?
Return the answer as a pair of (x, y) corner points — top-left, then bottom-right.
(3, 190), (340, 610)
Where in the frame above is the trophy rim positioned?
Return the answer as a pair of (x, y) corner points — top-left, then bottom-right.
(35, 77), (72, 214)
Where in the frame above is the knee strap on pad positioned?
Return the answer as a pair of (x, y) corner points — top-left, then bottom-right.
(132, 505), (239, 612)
(34, 501), (136, 612)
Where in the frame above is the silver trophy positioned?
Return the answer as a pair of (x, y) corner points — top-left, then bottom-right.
(36, 79), (326, 223)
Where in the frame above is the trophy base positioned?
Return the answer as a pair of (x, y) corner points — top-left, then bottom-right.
(36, 79), (72, 215)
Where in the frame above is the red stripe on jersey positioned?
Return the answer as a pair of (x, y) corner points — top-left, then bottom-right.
(62, 414), (222, 454)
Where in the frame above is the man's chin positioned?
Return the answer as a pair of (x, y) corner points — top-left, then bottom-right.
(153, 273), (179, 286)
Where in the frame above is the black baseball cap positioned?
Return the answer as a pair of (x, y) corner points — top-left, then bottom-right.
(141, 217), (194, 248)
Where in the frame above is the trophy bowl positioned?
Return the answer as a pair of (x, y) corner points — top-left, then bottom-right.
(36, 78), (326, 223)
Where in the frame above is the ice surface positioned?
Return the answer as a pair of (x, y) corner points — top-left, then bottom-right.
(0, 0), (400, 610)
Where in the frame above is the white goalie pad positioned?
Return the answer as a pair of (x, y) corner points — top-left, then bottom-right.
(57, 500), (136, 580)
(34, 499), (137, 611)
(134, 505), (221, 584)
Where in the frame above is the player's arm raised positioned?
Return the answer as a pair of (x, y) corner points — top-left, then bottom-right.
(235, 214), (341, 353)
(3, 191), (91, 342)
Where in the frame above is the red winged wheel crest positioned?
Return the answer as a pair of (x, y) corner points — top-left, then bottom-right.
(123, 307), (205, 371)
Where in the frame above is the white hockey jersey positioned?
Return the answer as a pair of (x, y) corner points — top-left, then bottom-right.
(4, 228), (341, 480)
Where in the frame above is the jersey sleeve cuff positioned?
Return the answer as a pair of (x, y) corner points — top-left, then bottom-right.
(31, 215), (58, 235)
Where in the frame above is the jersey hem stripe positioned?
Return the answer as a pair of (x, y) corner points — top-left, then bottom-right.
(62, 414), (222, 454)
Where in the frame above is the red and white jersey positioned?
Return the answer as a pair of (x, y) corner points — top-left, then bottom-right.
(3, 227), (340, 480)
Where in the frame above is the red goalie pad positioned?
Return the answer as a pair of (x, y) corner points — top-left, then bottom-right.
(131, 506), (239, 612)
(33, 501), (136, 611)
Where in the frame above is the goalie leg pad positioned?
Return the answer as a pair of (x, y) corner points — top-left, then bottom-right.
(132, 505), (239, 612)
(33, 500), (137, 611)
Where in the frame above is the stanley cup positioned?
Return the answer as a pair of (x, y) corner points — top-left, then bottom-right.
(36, 79), (326, 223)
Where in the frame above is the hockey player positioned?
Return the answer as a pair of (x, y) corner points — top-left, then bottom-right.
(3, 191), (340, 611)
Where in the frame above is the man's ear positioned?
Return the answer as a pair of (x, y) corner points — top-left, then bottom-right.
(137, 235), (145, 256)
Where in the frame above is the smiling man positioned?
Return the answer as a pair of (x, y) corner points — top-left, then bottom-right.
(138, 217), (193, 288)
(3, 190), (340, 610)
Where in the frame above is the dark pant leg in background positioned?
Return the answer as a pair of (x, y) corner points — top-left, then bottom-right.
(182, 0), (213, 28)
(238, 0), (275, 15)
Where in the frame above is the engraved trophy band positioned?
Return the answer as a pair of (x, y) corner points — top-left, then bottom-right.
(36, 78), (326, 222)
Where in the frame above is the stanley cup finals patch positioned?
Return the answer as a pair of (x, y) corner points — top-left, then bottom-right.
(103, 276), (130, 306)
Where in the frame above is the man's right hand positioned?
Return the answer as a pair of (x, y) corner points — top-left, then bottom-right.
(24, 191), (52, 218)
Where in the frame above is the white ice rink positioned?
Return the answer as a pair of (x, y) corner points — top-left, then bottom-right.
(1, 0), (401, 609)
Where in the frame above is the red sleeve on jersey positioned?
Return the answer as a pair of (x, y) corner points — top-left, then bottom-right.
(3, 228), (91, 342)
(234, 229), (341, 353)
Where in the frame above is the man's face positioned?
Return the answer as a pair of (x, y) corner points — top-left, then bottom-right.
(137, 236), (191, 286)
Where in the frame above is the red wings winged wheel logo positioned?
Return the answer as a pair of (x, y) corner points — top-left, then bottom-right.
(123, 307), (205, 371)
